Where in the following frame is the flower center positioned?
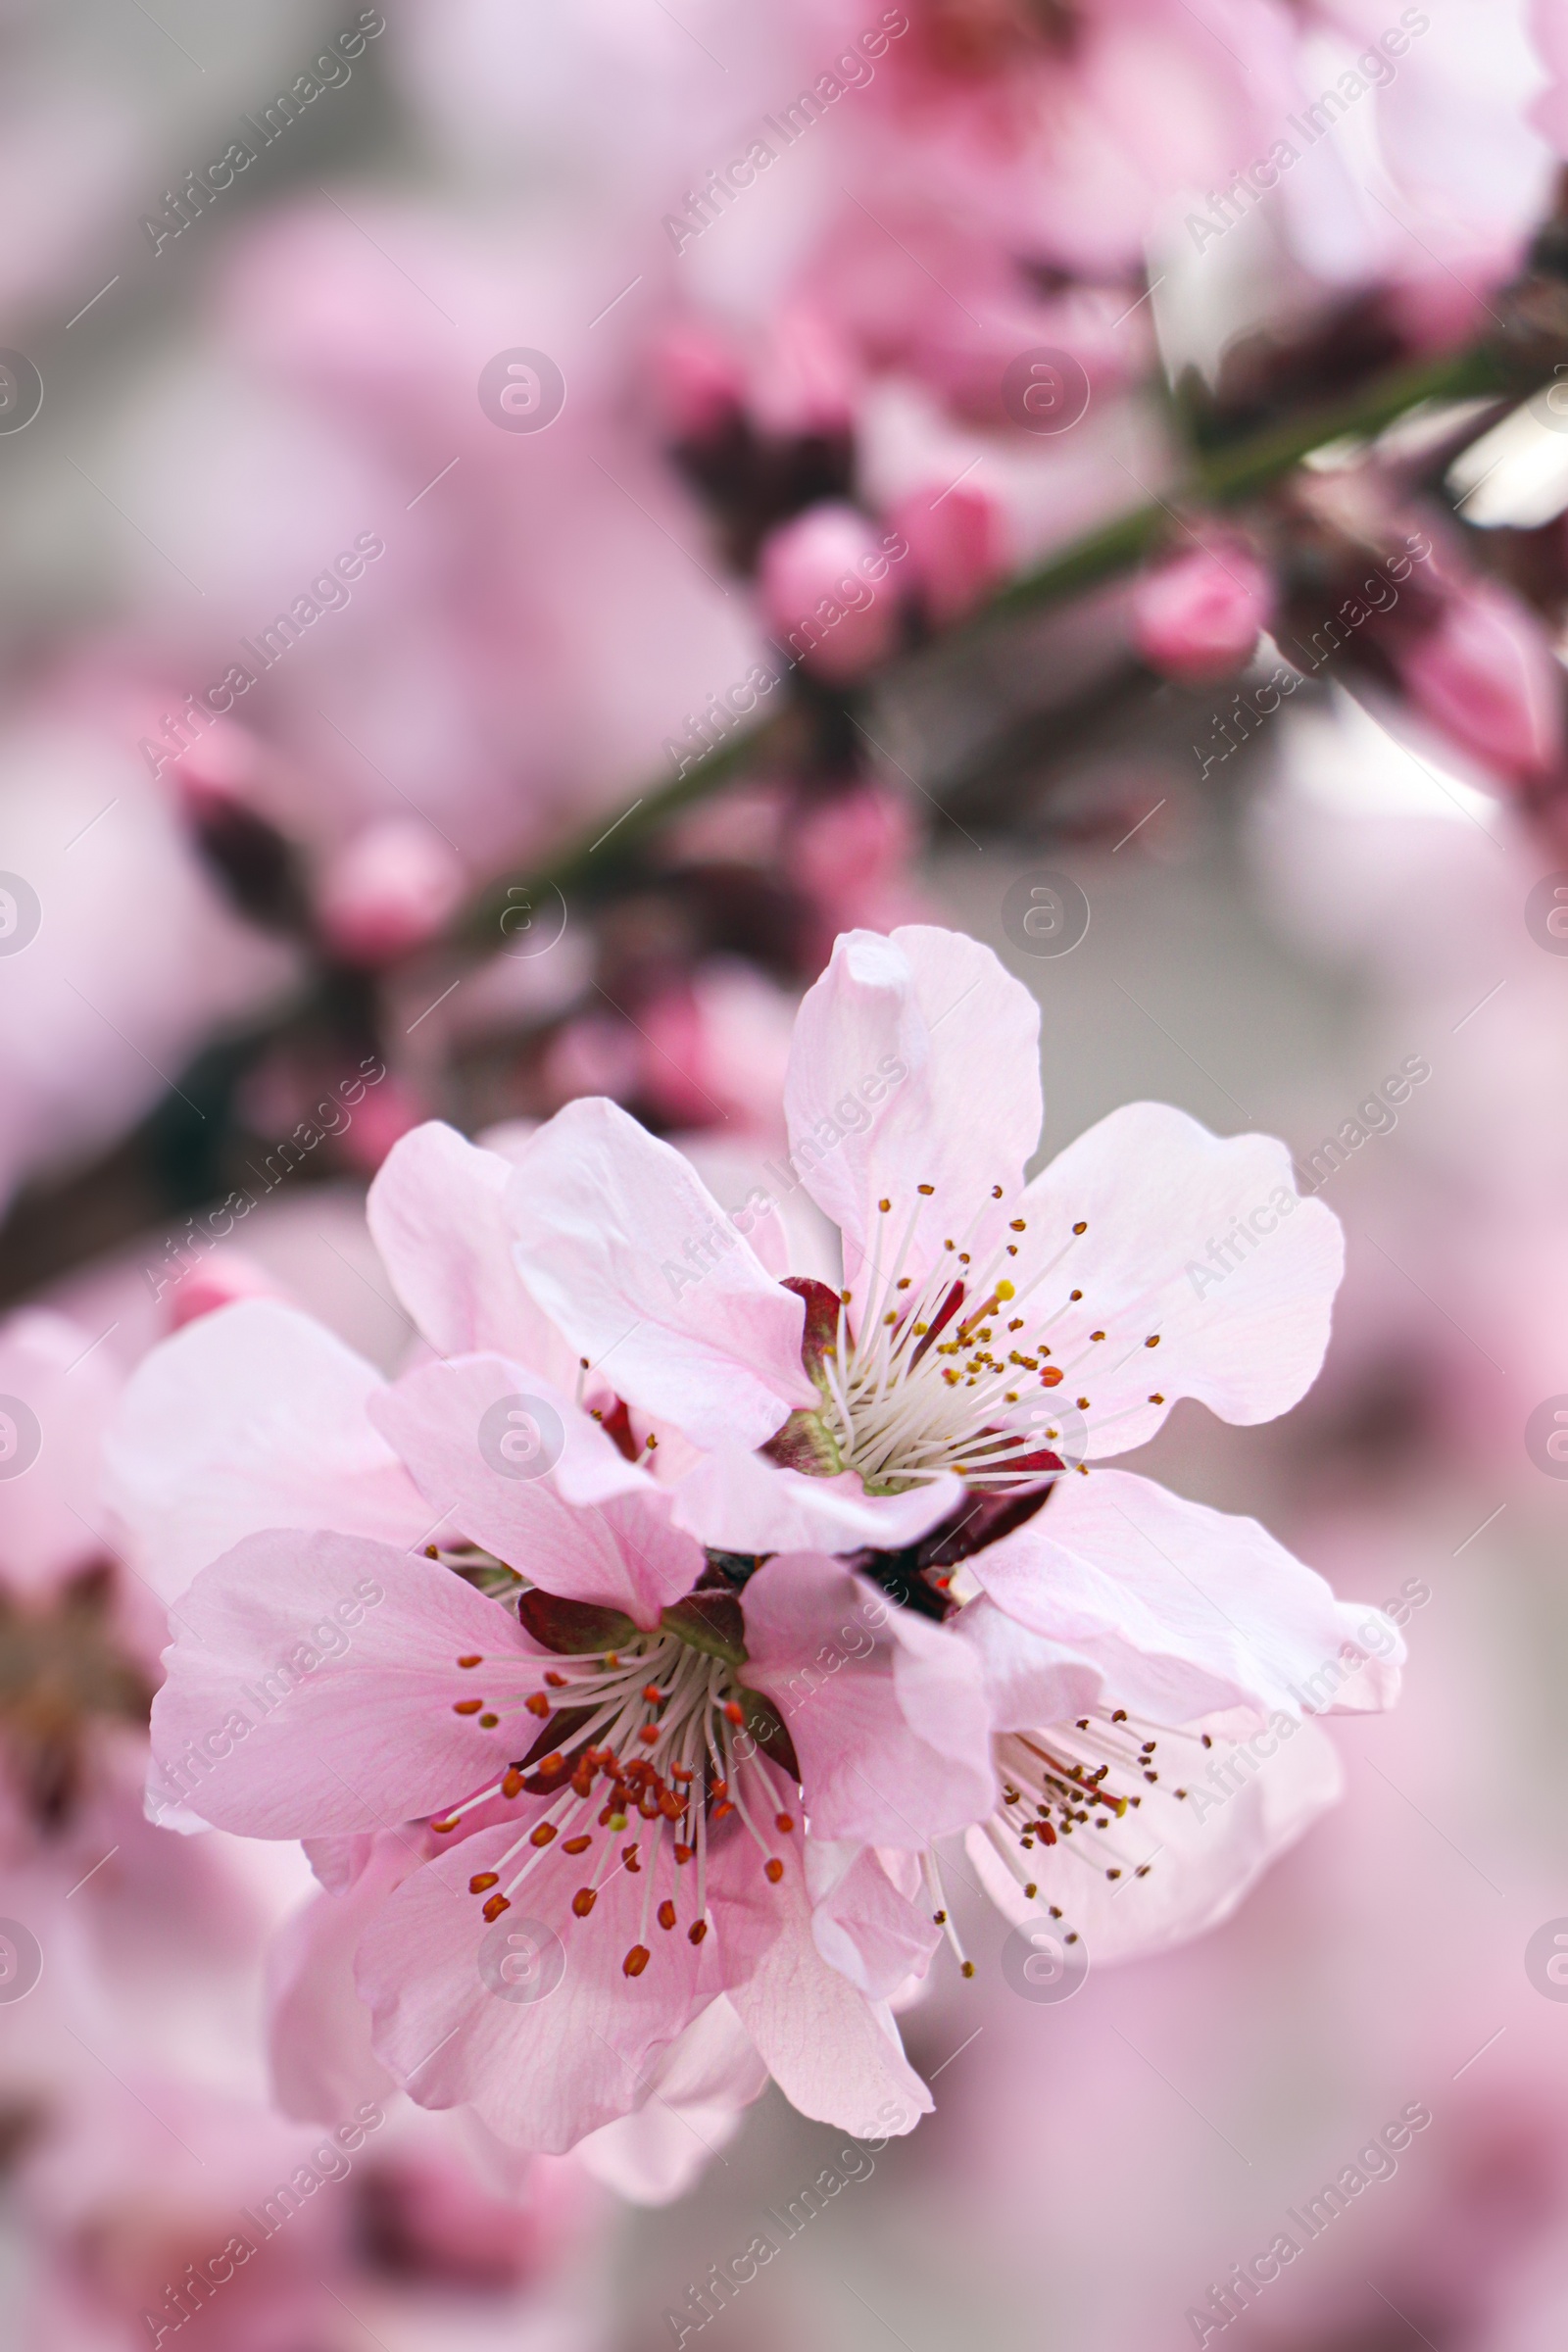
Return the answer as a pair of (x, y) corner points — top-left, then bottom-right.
(980, 1708), (1212, 1899)
(428, 1571), (794, 1979)
(788, 1186), (1163, 1494)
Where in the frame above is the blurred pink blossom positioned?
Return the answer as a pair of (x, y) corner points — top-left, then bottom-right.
(316, 819), (467, 967)
(758, 502), (905, 681)
(1131, 543), (1276, 685)
(1396, 578), (1566, 784)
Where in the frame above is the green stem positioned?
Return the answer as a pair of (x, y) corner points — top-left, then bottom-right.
(460, 338), (1522, 948)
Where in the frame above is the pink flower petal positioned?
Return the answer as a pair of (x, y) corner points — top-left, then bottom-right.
(967, 1469), (1404, 1727)
(105, 1299), (429, 1601)
(741, 1552), (996, 1844)
(807, 1842), (942, 2002)
(709, 1807), (933, 2138)
(267, 1829), (414, 2120)
(368, 1354), (701, 1626)
(783, 925), (1042, 1292)
(147, 1531), (535, 1837)
(355, 1818), (707, 2152)
(1011, 1100), (1344, 1456)
(948, 1598), (1102, 1731)
(669, 1444), (961, 1554)
(574, 1995), (767, 2204)
(506, 1097), (813, 1451)
(367, 1119), (573, 1375)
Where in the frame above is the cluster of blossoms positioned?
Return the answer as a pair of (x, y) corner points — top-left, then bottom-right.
(109, 924), (1402, 2162)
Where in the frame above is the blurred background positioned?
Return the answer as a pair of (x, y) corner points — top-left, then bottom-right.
(4, 0), (1568, 2345)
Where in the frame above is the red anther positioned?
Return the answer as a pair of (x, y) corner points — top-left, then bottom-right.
(623, 1945), (651, 1978)
(670, 1764), (694, 1783)
(571, 1771), (594, 1798)
(1040, 1822), (1057, 1844)
(525, 1693), (550, 1717)
(479, 1712), (499, 1728)
(544, 1670), (568, 1688)
(458, 1655), (482, 1669)
(712, 1800), (734, 1822)
(537, 1752), (564, 1776)
(502, 1770), (524, 1799)
(658, 1900), (677, 1932)
(637, 1724), (660, 1745)
(563, 1834), (591, 1855)
(1041, 1366), (1063, 1387)
(482, 1893), (511, 1923)
(642, 1684), (663, 1704)
(468, 1872), (499, 1893)
(673, 1842), (693, 1865)
(598, 1806), (615, 1826)
(774, 1813), (795, 1834)
(530, 1822), (557, 1847)
(659, 1790), (683, 1821)
(431, 1814), (459, 1834)
(723, 1700), (746, 1726)
(571, 1888), (596, 1918)
(453, 1699), (482, 1716)
(764, 1857), (784, 1884)
(623, 1846), (641, 1872)
(688, 1920), (708, 1944)
(710, 1778), (728, 1799)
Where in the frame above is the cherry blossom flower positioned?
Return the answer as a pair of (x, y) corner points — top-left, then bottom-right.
(498, 922), (1402, 1946)
(111, 919), (1402, 2151)
(952, 1468), (1404, 1953)
(505, 925), (1346, 1548)
(127, 1353), (977, 2152)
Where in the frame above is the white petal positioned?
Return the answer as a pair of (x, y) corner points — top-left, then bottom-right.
(968, 1469), (1404, 1728)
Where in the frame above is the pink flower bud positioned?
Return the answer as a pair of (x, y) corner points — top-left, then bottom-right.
(1397, 579), (1565, 783)
(890, 479), (1010, 624)
(317, 819), (466, 964)
(759, 503), (902, 683)
(159, 715), (264, 813)
(1130, 545), (1275, 685)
